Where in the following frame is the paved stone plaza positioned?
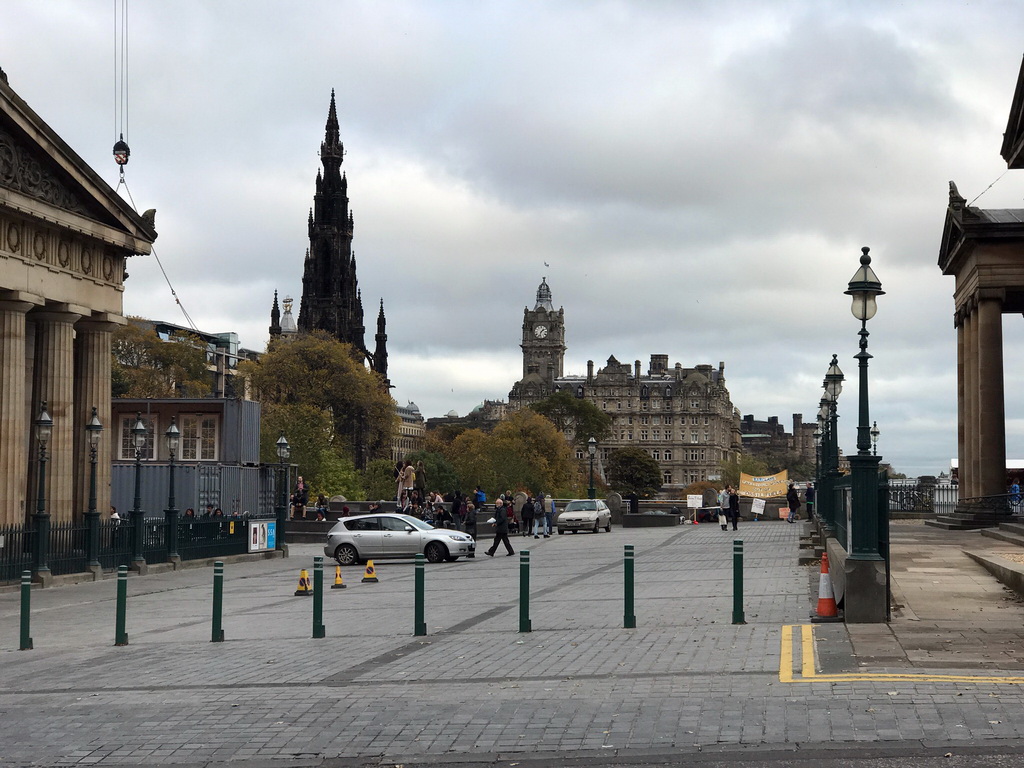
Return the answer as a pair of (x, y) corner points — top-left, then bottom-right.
(4, 522), (1024, 766)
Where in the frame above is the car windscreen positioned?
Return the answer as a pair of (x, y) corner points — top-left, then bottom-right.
(565, 501), (597, 512)
(396, 514), (433, 531)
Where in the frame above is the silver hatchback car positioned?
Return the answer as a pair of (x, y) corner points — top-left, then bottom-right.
(324, 513), (475, 565)
(556, 499), (612, 534)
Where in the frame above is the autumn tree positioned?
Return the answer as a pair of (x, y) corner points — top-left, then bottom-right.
(530, 390), (612, 448)
(112, 319), (210, 397)
(606, 447), (663, 497)
(449, 410), (578, 497)
(241, 331), (397, 488)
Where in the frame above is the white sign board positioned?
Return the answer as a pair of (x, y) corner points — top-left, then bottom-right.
(686, 495), (703, 509)
(248, 521), (276, 553)
(751, 498), (766, 517)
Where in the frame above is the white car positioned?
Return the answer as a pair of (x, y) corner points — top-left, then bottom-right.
(557, 499), (612, 534)
(324, 513), (475, 564)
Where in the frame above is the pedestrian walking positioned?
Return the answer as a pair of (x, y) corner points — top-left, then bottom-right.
(786, 483), (801, 523)
(485, 499), (515, 557)
(717, 486), (729, 530)
(805, 483), (816, 520)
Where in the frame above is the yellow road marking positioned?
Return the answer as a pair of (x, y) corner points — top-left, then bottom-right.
(779, 624), (1024, 685)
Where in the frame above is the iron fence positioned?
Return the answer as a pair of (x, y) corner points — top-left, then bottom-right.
(48, 521), (89, 577)
(0, 524), (34, 583)
(179, 517), (252, 561)
(1, 514), (276, 585)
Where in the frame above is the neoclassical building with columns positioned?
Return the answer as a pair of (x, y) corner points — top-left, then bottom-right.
(0, 69), (156, 527)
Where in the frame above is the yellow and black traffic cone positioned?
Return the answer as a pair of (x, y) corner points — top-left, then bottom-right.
(294, 568), (312, 596)
(362, 560), (379, 583)
(331, 564), (346, 589)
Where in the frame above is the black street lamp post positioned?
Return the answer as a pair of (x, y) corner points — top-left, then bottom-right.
(587, 437), (597, 500)
(32, 402), (53, 580)
(820, 359), (844, 531)
(845, 247), (885, 562)
(85, 406), (103, 570)
(276, 434), (290, 549)
(871, 421), (880, 457)
(131, 412), (147, 567)
(165, 417), (180, 562)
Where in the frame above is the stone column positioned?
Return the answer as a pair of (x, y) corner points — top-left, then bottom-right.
(74, 317), (121, 522)
(29, 308), (82, 524)
(976, 292), (1006, 500)
(963, 306), (978, 498)
(0, 295), (41, 526)
(956, 313), (965, 494)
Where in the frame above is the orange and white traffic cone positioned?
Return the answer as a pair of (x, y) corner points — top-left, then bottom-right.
(816, 553), (838, 618)
(331, 564), (346, 590)
(294, 568), (312, 596)
(362, 560), (379, 583)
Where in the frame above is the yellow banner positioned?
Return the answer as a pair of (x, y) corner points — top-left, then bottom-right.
(740, 470), (789, 499)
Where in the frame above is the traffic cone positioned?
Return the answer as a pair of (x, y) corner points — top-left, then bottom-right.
(294, 568), (312, 596)
(362, 560), (379, 583)
(331, 564), (346, 590)
(816, 553), (838, 618)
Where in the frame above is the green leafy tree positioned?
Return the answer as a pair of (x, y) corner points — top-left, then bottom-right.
(112, 319), (210, 397)
(606, 447), (663, 497)
(449, 410), (578, 498)
(403, 450), (460, 496)
(530, 390), (612, 448)
(363, 458), (399, 502)
(242, 331), (398, 473)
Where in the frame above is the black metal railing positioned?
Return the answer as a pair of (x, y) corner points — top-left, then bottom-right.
(0, 524), (34, 582)
(179, 517), (257, 561)
(1, 514), (276, 584)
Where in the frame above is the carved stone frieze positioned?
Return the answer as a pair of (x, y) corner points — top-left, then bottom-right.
(0, 124), (89, 215)
(0, 211), (123, 288)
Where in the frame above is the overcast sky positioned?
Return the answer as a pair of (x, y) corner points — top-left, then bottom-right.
(5, 1), (1024, 477)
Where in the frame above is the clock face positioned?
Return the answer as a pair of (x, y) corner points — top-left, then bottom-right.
(534, 325), (549, 339)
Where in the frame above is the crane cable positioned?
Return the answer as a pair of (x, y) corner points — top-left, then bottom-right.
(111, 0), (198, 332)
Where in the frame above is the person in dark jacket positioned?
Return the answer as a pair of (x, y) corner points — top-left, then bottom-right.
(728, 486), (740, 531)
(520, 495), (535, 537)
(804, 484), (816, 520)
(485, 499), (515, 557)
(464, 502), (477, 556)
(786, 483), (801, 523)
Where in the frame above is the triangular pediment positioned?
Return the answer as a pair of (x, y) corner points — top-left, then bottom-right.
(0, 74), (155, 252)
(938, 205), (966, 274)
(1002, 55), (1024, 169)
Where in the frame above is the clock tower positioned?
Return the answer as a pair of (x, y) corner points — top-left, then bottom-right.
(521, 277), (566, 384)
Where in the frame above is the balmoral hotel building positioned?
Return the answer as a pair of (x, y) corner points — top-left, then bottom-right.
(509, 279), (740, 491)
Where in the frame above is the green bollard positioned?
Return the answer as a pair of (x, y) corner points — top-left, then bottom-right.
(732, 540), (746, 625)
(211, 561), (225, 642)
(624, 545), (636, 629)
(519, 550), (531, 633)
(20, 570), (33, 650)
(115, 565), (129, 645)
(312, 556), (325, 639)
(414, 553), (426, 636)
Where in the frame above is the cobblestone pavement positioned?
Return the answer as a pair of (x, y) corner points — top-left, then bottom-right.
(4, 522), (1024, 766)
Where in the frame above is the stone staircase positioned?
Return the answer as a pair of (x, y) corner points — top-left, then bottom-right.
(925, 510), (1009, 530)
(980, 520), (1024, 546)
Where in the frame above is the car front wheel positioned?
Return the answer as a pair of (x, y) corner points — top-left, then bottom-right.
(605, 521), (612, 532)
(334, 543), (358, 566)
(558, 529), (564, 535)
(425, 542), (447, 563)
